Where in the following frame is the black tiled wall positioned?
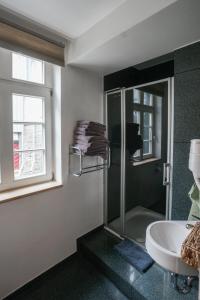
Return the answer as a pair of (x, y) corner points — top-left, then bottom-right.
(174, 42), (200, 73)
(172, 42), (200, 219)
(104, 41), (200, 220)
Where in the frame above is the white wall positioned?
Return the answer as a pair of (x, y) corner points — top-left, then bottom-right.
(0, 65), (103, 299)
(68, 0), (177, 63)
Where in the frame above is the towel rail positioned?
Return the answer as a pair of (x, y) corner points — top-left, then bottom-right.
(69, 145), (110, 177)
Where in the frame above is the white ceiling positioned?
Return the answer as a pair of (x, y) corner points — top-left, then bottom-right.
(68, 0), (200, 74)
(0, 0), (199, 75)
(0, 0), (125, 38)
(68, 0), (178, 65)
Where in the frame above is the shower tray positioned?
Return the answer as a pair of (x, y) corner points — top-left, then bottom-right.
(109, 206), (164, 246)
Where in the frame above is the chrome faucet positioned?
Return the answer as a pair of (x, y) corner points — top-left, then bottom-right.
(186, 215), (200, 229)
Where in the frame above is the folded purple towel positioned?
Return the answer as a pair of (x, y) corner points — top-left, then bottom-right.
(74, 136), (108, 145)
(77, 121), (106, 130)
(74, 143), (107, 153)
(75, 128), (105, 135)
(73, 121), (108, 158)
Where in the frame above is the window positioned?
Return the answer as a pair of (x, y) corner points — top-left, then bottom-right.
(143, 112), (153, 155)
(13, 95), (46, 180)
(0, 51), (52, 192)
(133, 89), (154, 161)
(12, 53), (44, 84)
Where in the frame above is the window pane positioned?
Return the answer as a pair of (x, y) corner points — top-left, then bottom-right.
(143, 127), (153, 141)
(143, 141), (153, 155)
(13, 124), (44, 150)
(12, 93), (46, 181)
(14, 150), (45, 180)
(144, 112), (152, 127)
(12, 53), (44, 84)
(143, 141), (150, 155)
(133, 110), (140, 124)
(143, 127), (149, 140)
(13, 94), (44, 123)
(133, 89), (141, 104)
(144, 92), (153, 106)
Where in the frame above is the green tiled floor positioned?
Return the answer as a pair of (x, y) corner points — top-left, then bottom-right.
(5, 254), (128, 300)
(5, 229), (199, 300)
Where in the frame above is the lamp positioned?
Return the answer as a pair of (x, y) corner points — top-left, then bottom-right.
(189, 139), (200, 190)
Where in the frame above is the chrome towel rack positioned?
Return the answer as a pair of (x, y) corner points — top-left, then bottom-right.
(69, 145), (110, 177)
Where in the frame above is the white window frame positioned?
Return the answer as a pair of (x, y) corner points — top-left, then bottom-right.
(0, 54), (52, 192)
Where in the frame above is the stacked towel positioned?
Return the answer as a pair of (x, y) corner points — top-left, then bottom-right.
(73, 121), (108, 159)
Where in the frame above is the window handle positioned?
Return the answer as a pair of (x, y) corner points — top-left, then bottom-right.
(163, 163), (170, 186)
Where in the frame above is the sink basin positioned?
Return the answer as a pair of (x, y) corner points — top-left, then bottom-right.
(146, 221), (198, 276)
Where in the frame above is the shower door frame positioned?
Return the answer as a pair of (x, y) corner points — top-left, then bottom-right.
(103, 88), (125, 237)
(104, 77), (174, 238)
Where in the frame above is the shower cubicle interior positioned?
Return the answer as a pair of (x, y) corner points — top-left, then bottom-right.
(104, 78), (174, 245)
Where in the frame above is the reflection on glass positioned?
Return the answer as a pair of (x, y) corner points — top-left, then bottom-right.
(132, 87), (154, 161)
(133, 111), (140, 127)
(134, 149), (140, 158)
(133, 89), (141, 104)
(132, 110), (153, 160)
(143, 141), (150, 155)
(143, 127), (149, 140)
(118, 81), (168, 247)
(133, 112), (142, 159)
(126, 123), (142, 157)
(144, 112), (152, 127)
(144, 92), (153, 106)
(143, 112), (153, 156)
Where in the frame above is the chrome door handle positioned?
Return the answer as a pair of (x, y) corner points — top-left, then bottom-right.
(108, 146), (111, 168)
(163, 163), (170, 186)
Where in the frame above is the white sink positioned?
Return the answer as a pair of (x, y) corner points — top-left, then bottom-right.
(146, 221), (198, 276)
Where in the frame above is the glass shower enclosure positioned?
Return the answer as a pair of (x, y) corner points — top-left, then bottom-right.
(104, 78), (174, 245)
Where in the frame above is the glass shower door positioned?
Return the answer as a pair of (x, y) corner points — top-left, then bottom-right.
(104, 90), (124, 235)
(104, 79), (173, 245)
(124, 80), (170, 245)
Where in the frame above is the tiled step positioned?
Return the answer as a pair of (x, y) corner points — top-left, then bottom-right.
(77, 228), (198, 300)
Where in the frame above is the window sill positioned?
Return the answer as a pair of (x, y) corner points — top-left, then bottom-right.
(133, 157), (161, 166)
(0, 181), (63, 204)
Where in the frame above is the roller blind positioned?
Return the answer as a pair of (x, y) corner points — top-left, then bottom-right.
(0, 21), (65, 66)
